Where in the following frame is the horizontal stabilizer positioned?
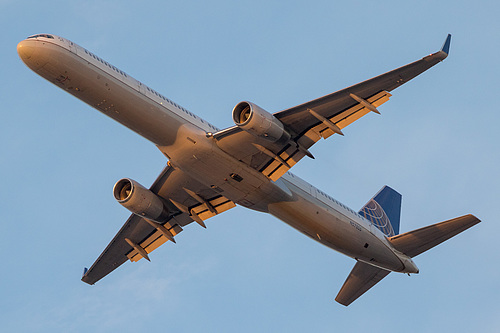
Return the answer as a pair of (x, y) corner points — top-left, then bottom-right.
(389, 214), (480, 258)
(335, 261), (390, 306)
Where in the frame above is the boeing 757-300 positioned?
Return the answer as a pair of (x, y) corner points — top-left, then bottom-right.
(17, 33), (480, 305)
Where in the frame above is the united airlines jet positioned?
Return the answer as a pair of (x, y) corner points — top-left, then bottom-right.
(18, 33), (479, 305)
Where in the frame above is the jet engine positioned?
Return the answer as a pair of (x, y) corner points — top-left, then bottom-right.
(232, 101), (290, 143)
(113, 178), (170, 222)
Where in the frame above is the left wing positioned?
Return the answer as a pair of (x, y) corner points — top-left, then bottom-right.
(214, 35), (451, 181)
(81, 165), (235, 285)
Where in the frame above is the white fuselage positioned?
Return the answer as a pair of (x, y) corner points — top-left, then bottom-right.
(17, 35), (418, 274)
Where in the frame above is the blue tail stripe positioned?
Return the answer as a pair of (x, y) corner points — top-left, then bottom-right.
(358, 186), (402, 237)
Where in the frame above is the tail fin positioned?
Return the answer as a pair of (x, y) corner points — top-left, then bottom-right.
(358, 185), (402, 237)
(389, 214), (480, 258)
(336, 214), (480, 306)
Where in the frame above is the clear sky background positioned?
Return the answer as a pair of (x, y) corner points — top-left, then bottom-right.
(1, 1), (498, 332)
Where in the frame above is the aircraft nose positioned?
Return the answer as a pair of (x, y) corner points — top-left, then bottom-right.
(17, 40), (36, 61)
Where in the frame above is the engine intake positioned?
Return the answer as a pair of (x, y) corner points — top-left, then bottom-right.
(113, 178), (170, 222)
(232, 101), (290, 143)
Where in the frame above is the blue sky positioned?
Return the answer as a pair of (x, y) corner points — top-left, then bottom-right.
(2, 1), (499, 332)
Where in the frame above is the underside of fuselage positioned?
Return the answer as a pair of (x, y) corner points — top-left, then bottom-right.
(18, 33), (479, 306)
(18, 35), (409, 273)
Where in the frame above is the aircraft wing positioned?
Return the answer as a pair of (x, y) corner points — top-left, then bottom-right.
(214, 35), (451, 181)
(81, 165), (236, 285)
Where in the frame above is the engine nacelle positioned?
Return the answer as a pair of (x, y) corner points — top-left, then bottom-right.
(113, 178), (170, 222)
(232, 101), (290, 143)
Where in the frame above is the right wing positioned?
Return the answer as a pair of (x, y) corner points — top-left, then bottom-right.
(214, 35), (451, 181)
(81, 164), (235, 285)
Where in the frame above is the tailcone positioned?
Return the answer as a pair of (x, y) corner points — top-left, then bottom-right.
(401, 256), (419, 274)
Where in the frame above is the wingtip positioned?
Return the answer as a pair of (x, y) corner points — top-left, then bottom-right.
(335, 297), (350, 307)
(441, 34), (452, 56)
(81, 267), (95, 285)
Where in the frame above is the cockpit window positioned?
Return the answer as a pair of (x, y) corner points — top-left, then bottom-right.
(27, 34), (54, 39)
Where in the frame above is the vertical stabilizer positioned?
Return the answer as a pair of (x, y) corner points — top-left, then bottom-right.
(359, 186), (402, 237)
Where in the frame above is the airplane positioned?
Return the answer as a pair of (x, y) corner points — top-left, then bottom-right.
(17, 33), (480, 306)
